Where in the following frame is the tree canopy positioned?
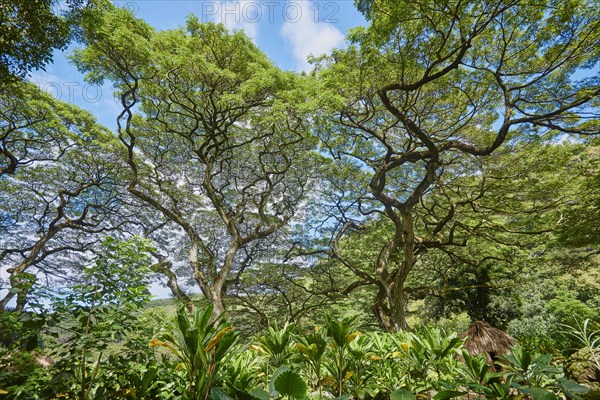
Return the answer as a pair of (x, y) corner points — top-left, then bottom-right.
(0, 0), (598, 335)
(68, 7), (325, 316)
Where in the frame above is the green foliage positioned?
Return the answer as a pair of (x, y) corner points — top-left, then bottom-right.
(3, 302), (595, 400)
(458, 346), (589, 400)
(0, 309), (52, 398)
(45, 236), (155, 399)
(70, 0), (324, 320)
(389, 389), (416, 400)
(219, 347), (264, 396)
(400, 328), (463, 395)
(151, 305), (238, 400)
(256, 324), (298, 370)
(557, 145), (600, 247)
(325, 315), (361, 396)
(273, 369), (307, 399)
(314, 0), (600, 331)
(0, 0), (70, 82)
(561, 319), (600, 372)
(0, 309), (45, 351)
(501, 346), (561, 388)
(510, 289), (600, 355)
(547, 295), (598, 355)
(0, 347), (53, 398)
(361, 332), (407, 394)
(1, 0), (600, 398)
(295, 328), (328, 396)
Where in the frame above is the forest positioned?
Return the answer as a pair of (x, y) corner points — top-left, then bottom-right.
(1, 0), (599, 399)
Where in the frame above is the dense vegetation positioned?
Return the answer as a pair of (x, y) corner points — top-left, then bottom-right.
(1, 0), (599, 398)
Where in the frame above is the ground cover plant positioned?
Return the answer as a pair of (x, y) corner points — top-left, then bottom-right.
(1, 303), (598, 399)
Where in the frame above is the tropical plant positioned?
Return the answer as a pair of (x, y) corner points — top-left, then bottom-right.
(459, 351), (513, 400)
(219, 346), (265, 398)
(457, 346), (590, 400)
(501, 346), (591, 400)
(271, 367), (308, 400)
(325, 314), (361, 396)
(561, 318), (600, 369)
(402, 327), (463, 395)
(255, 323), (298, 379)
(367, 332), (409, 395)
(150, 305), (238, 400)
(344, 334), (378, 399)
(295, 327), (328, 397)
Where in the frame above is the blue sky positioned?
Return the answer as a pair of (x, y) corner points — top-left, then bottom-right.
(29, 0), (366, 130)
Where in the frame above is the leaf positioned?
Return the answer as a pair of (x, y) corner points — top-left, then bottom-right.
(390, 389), (417, 400)
(514, 385), (558, 400)
(344, 370), (354, 381)
(346, 331), (362, 343)
(205, 326), (234, 352)
(214, 330), (238, 361)
(175, 362), (186, 371)
(141, 366), (158, 392)
(123, 387), (137, 398)
(211, 387), (233, 400)
(248, 345), (267, 355)
(557, 378), (590, 400)
(433, 390), (467, 400)
(249, 388), (270, 400)
(273, 370), (308, 399)
(148, 339), (179, 356)
(438, 338), (462, 359)
(269, 366), (290, 397)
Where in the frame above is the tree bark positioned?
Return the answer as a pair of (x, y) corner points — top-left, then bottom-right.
(372, 280), (410, 332)
(371, 209), (416, 332)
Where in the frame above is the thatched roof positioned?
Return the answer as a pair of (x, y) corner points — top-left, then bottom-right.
(461, 321), (516, 365)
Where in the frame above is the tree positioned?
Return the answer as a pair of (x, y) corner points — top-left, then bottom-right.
(557, 140), (600, 248)
(312, 0), (600, 331)
(0, 81), (129, 311)
(0, 0), (92, 84)
(0, 81), (104, 176)
(72, 5), (321, 317)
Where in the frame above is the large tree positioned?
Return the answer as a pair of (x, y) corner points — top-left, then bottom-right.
(0, 81), (128, 311)
(73, 6), (321, 316)
(313, 0), (600, 331)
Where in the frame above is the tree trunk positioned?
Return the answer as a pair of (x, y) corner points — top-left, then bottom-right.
(0, 292), (12, 312)
(372, 288), (395, 332)
(372, 281), (409, 332)
(372, 210), (416, 332)
(0, 263), (30, 312)
(205, 287), (225, 319)
(390, 284), (409, 331)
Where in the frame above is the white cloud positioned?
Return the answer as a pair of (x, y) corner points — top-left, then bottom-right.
(280, 0), (345, 72)
(209, 0), (260, 42)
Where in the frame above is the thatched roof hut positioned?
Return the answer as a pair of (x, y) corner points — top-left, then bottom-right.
(461, 321), (517, 370)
